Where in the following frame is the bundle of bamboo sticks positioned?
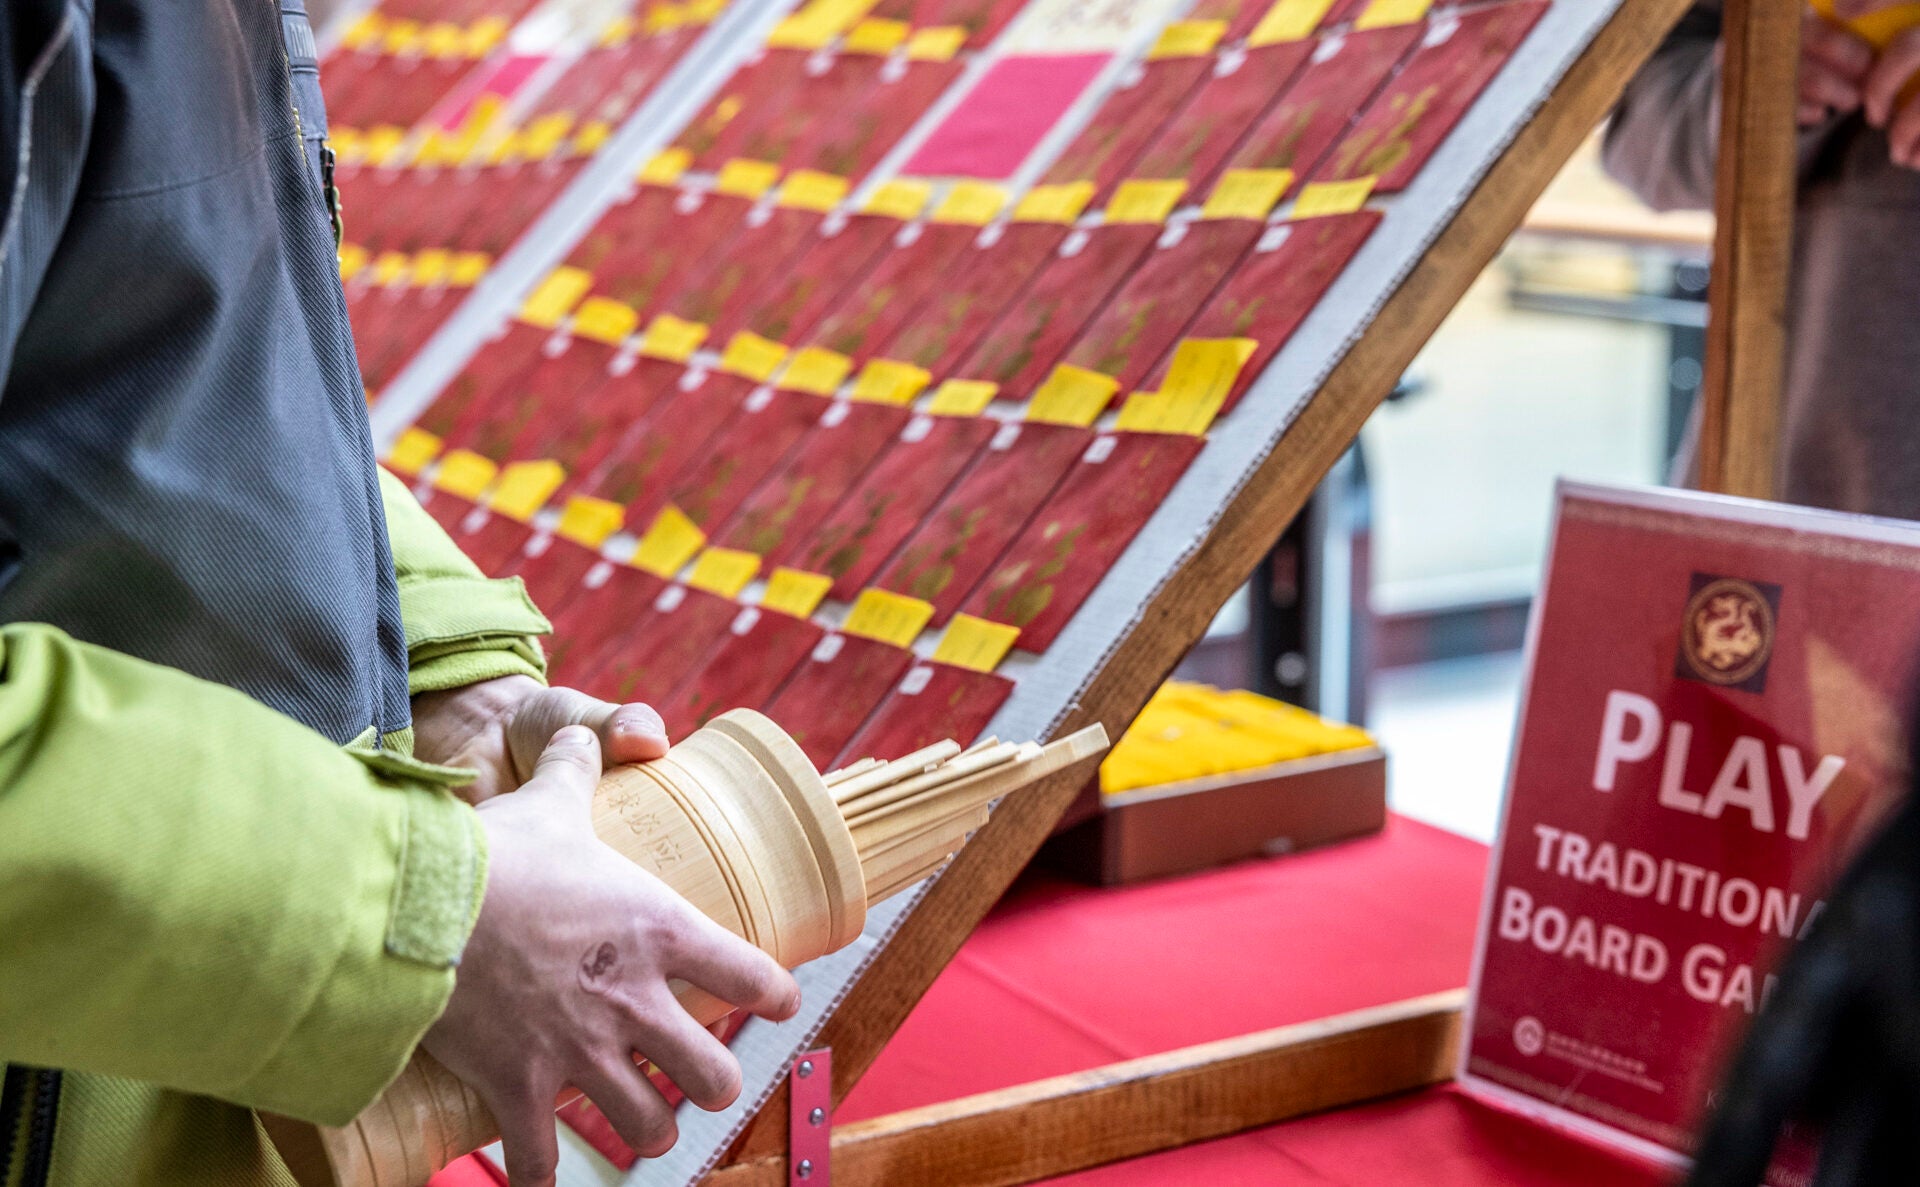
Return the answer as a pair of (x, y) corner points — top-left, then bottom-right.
(826, 726), (1108, 904)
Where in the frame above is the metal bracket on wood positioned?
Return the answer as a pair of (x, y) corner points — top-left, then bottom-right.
(788, 1049), (831, 1187)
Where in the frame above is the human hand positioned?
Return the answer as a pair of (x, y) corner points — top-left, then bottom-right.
(1798, 11), (1876, 127)
(1830, 0), (1920, 162)
(422, 726), (802, 1187)
(412, 675), (670, 803)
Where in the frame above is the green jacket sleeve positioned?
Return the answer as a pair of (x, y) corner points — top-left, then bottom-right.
(0, 624), (486, 1126)
(379, 467), (552, 695)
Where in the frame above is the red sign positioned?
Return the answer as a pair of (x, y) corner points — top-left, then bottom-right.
(1465, 483), (1920, 1180)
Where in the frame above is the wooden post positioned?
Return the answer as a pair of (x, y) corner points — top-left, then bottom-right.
(1695, 0), (1800, 499)
(716, 0), (1701, 1169)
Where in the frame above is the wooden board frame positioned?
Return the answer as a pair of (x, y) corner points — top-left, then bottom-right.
(706, 0), (1711, 1177)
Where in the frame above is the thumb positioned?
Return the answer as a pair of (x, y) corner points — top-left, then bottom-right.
(507, 687), (664, 778)
(522, 724), (603, 812)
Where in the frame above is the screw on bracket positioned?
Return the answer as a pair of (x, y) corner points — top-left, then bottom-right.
(789, 1049), (831, 1187)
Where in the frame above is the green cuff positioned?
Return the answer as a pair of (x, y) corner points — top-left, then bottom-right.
(397, 572), (551, 695)
(231, 782), (488, 1124)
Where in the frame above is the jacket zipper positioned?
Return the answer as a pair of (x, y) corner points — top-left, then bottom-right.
(0, 1065), (25, 1185)
(0, 1068), (59, 1187)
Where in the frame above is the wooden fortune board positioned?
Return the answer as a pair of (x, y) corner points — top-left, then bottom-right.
(327, 0), (1701, 1178)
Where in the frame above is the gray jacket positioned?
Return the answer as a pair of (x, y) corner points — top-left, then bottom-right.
(1604, 1), (1920, 517)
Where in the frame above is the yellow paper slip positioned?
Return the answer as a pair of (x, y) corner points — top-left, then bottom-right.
(638, 147), (693, 185)
(1248, 0), (1336, 45)
(780, 346), (854, 395)
(385, 427), (442, 476)
(1105, 179), (1187, 225)
(450, 252), (492, 287)
(844, 17), (910, 54)
(720, 332), (790, 382)
(1810, 0), (1920, 47)
(639, 314), (709, 362)
(556, 496), (624, 547)
(687, 547), (762, 598)
(843, 588), (935, 647)
(489, 460), (566, 522)
(432, 450), (499, 500)
(336, 242), (370, 282)
(1354, 0), (1432, 30)
(518, 266), (593, 329)
(925, 378), (999, 417)
(632, 505), (707, 578)
(1026, 364), (1119, 428)
(905, 25), (968, 61)
(1292, 176), (1377, 219)
(715, 159), (782, 200)
(572, 120), (615, 156)
(931, 614), (1022, 672)
(766, 0), (878, 48)
(372, 251), (411, 287)
(1148, 19), (1227, 59)
(762, 568), (834, 619)
(850, 358), (932, 406)
(572, 297), (640, 345)
(865, 178), (935, 220)
(1113, 338), (1256, 436)
(1201, 169), (1295, 221)
(778, 170), (851, 213)
(931, 181), (1008, 226)
(1013, 181), (1096, 225)
(410, 250), (453, 287)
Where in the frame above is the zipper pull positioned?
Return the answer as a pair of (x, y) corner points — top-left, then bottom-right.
(321, 142), (344, 249)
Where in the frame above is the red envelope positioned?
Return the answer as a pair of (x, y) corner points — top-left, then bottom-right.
(676, 49), (813, 169)
(458, 157), (589, 260)
(1160, 210), (1381, 412)
(414, 322), (549, 445)
(921, 0), (1028, 45)
(1187, 0), (1282, 39)
(1312, 1), (1548, 193)
(580, 583), (739, 705)
(875, 420), (1093, 622)
(805, 222), (980, 365)
(418, 489), (479, 537)
(881, 221), (1070, 375)
(507, 532), (606, 621)
(761, 632), (916, 768)
(594, 191), (759, 321)
(735, 212), (904, 345)
(445, 506), (537, 577)
(803, 58), (965, 180)
(736, 54), (884, 168)
(1040, 55), (1213, 194)
(837, 661), (1014, 765)
(1128, 41), (1315, 195)
(1062, 216), (1263, 392)
(542, 356), (687, 500)
(658, 387), (827, 529)
(714, 399), (913, 566)
(653, 605), (826, 737)
(963, 430), (1203, 651)
(586, 369), (758, 523)
(796, 413), (1000, 601)
(544, 562), (665, 687)
(564, 183), (682, 276)
(444, 334), (623, 461)
(665, 204), (827, 329)
(955, 222), (1162, 398)
(1222, 26), (1423, 185)
(903, 53), (1109, 180)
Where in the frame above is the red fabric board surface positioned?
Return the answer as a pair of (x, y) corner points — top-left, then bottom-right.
(715, 399), (913, 566)
(586, 369), (756, 523)
(418, 489), (478, 536)
(457, 158), (587, 260)
(446, 508), (536, 576)
(735, 212), (904, 345)
(875, 420), (1093, 623)
(761, 632), (916, 768)
(805, 221), (982, 364)
(445, 334), (621, 462)
(796, 413), (1001, 601)
(594, 191), (756, 321)
(543, 562), (665, 687)
(1128, 41), (1315, 196)
(564, 183), (681, 276)
(920, 0), (1029, 46)
(736, 53), (885, 169)
(665, 204), (825, 330)
(803, 57), (965, 180)
(675, 48), (812, 169)
(836, 661), (1015, 766)
(425, 1154), (504, 1187)
(1062, 217), (1263, 392)
(1188, 0), (1282, 40)
(1040, 56), (1213, 196)
(838, 816), (1669, 1186)
(881, 220), (1070, 375)
(658, 387), (827, 530)
(1312, 1), (1549, 193)
(904, 54), (1111, 180)
(653, 605), (826, 737)
(528, 32), (687, 128)
(1222, 25), (1423, 190)
(536, 356), (686, 502)
(579, 583), (738, 704)
(956, 222), (1162, 399)
(412, 318), (548, 440)
(1162, 211), (1381, 412)
(963, 430), (1204, 650)
(505, 533), (604, 619)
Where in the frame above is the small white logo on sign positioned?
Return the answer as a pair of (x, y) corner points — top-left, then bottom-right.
(1513, 1017), (1546, 1057)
